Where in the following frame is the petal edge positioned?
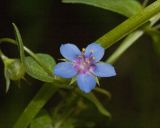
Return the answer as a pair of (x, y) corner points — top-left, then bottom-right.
(54, 62), (77, 78)
(93, 63), (116, 77)
(85, 43), (104, 62)
(77, 74), (96, 93)
(60, 43), (81, 61)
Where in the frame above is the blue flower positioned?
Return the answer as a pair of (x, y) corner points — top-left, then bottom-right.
(54, 43), (116, 93)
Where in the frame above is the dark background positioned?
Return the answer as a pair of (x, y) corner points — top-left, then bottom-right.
(0, 0), (160, 128)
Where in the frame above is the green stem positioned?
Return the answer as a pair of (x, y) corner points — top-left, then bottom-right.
(13, 84), (58, 128)
(105, 12), (160, 64)
(96, 0), (160, 48)
(106, 30), (144, 64)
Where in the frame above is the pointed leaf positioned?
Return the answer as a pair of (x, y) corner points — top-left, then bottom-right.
(25, 53), (55, 82)
(0, 50), (11, 92)
(95, 77), (100, 86)
(78, 91), (111, 118)
(94, 88), (111, 99)
(62, 0), (142, 17)
(12, 23), (25, 65)
(69, 77), (76, 85)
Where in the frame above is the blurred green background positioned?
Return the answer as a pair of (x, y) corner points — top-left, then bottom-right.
(0, 0), (160, 128)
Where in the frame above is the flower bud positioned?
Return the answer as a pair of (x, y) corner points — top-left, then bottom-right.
(4, 58), (26, 80)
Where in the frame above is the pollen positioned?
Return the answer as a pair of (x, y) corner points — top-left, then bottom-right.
(82, 48), (85, 52)
(90, 49), (94, 53)
(86, 59), (90, 64)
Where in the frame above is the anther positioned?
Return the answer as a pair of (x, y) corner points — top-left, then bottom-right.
(90, 49), (94, 53)
(82, 48), (85, 52)
(86, 59), (90, 64)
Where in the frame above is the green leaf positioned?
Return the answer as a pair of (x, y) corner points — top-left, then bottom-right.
(12, 23), (25, 65)
(25, 53), (55, 82)
(94, 88), (111, 99)
(147, 28), (160, 55)
(30, 111), (53, 128)
(62, 0), (142, 17)
(78, 91), (111, 118)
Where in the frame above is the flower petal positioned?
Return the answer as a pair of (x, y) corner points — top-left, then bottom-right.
(77, 74), (96, 93)
(85, 43), (104, 62)
(54, 62), (77, 78)
(93, 63), (116, 77)
(60, 43), (81, 61)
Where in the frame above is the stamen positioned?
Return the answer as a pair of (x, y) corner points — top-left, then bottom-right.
(86, 59), (90, 64)
(92, 56), (95, 60)
(81, 48), (85, 55)
(74, 48), (96, 74)
(82, 48), (85, 52)
(90, 49), (94, 53)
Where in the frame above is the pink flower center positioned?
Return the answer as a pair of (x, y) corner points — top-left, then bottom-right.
(74, 49), (95, 74)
